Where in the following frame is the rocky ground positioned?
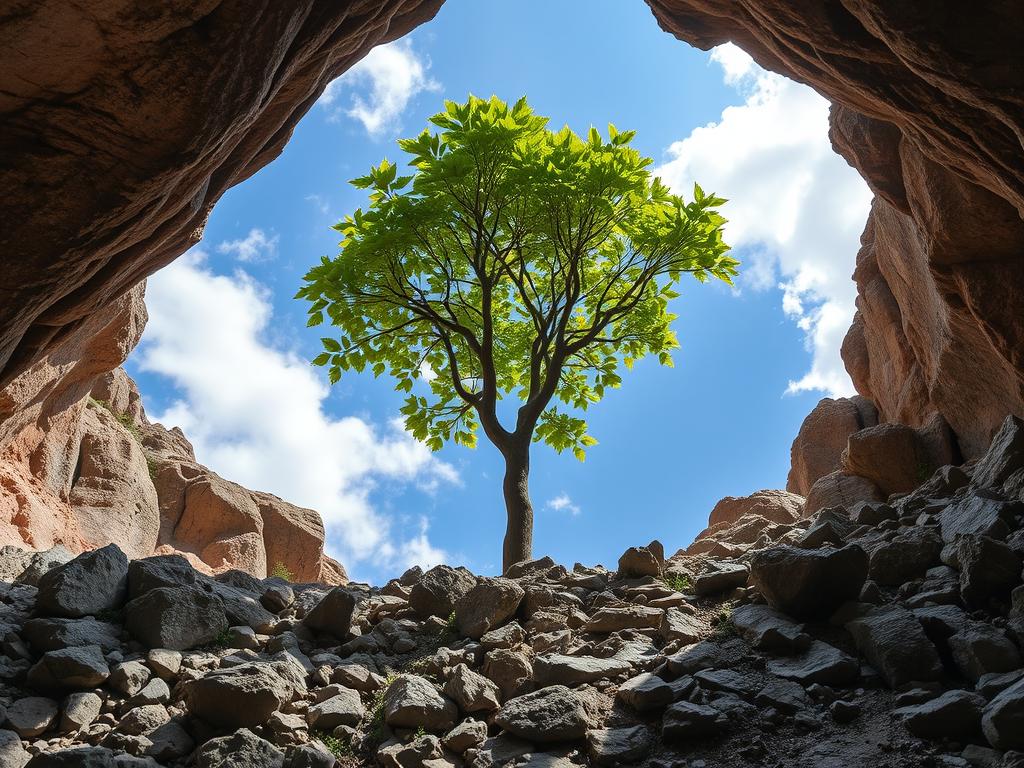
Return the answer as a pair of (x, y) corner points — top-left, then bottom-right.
(2, 418), (1024, 767)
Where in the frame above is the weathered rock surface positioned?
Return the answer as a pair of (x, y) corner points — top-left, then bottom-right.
(648, 0), (1024, 458)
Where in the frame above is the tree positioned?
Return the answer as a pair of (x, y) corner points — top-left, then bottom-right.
(298, 95), (737, 571)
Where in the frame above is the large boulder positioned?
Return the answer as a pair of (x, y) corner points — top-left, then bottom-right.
(804, 471), (884, 517)
(982, 676), (1024, 750)
(383, 675), (458, 732)
(494, 685), (589, 743)
(124, 585), (227, 650)
(707, 490), (804, 529)
(749, 544), (868, 619)
(455, 578), (524, 639)
(196, 728), (285, 768)
(303, 587), (356, 640)
(787, 396), (878, 495)
(972, 416), (1024, 490)
(27, 645), (110, 690)
(842, 418), (955, 496)
(186, 662), (292, 728)
(845, 607), (943, 688)
(409, 565), (476, 620)
(36, 544), (128, 618)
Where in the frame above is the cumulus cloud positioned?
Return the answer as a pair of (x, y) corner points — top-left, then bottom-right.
(134, 247), (457, 575)
(319, 39), (440, 137)
(216, 228), (278, 262)
(546, 493), (582, 517)
(655, 43), (872, 396)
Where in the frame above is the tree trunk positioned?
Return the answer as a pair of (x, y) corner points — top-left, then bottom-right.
(501, 438), (533, 573)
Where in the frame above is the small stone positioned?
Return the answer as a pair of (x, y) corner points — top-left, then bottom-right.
(306, 688), (364, 729)
(108, 660), (151, 696)
(662, 700), (725, 740)
(830, 699), (860, 723)
(7, 697), (59, 738)
(146, 648), (182, 680)
(533, 654), (630, 687)
(186, 662), (292, 728)
(443, 663), (501, 713)
(587, 725), (653, 766)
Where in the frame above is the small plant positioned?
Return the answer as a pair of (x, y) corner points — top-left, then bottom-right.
(709, 605), (737, 641)
(211, 627), (233, 649)
(445, 610), (457, 634)
(363, 673), (398, 749)
(414, 726), (427, 739)
(270, 561), (295, 582)
(89, 397), (143, 444)
(145, 454), (159, 483)
(315, 731), (352, 758)
(663, 572), (693, 594)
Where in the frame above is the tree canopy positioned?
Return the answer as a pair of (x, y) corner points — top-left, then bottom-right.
(298, 95), (737, 466)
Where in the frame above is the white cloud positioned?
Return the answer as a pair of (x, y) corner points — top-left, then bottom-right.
(655, 43), (872, 396)
(216, 228), (278, 262)
(546, 493), (581, 517)
(319, 39), (440, 137)
(134, 249), (457, 576)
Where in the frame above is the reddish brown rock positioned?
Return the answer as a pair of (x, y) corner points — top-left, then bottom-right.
(0, 0), (445, 390)
(708, 490), (803, 529)
(648, 1), (1024, 458)
(787, 397), (878, 496)
(804, 471), (884, 518)
(841, 414), (958, 496)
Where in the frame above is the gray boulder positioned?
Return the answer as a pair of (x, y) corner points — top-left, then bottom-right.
(532, 654), (630, 687)
(6, 697), (59, 738)
(0, 729), (29, 768)
(196, 728), (285, 768)
(22, 617), (121, 653)
(27, 645), (109, 690)
(124, 585), (227, 650)
(939, 491), (1020, 543)
(895, 689), (985, 740)
(767, 640), (858, 685)
(303, 587), (356, 640)
(845, 607), (943, 688)
(956, 534), (1022, 606)
(949, 622), (1022, 682)
(306, 688), (364, 729)
(494, 685), (589, 743)
(443, 663), (501, 713)
(617, 547), (661, 578)
(186, 662), (292, 728)
(36, 544), (128, 618)
(972, 415), (1024, 489)
(384, 674), (458, 731)
(749, 544), (868, 619)
(661, 700), (725, 740)
(455, 578), (525, 639)
(409, 565), (476, 619)
(126, 555), (196, 599)
(982, 676), (1024, 750)
(730, 604), (810, 653)
(587, 725), (653, 766)
(868, 527), (943, 585)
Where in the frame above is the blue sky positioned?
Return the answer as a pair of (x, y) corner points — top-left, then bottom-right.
(128, 0), (871, 583)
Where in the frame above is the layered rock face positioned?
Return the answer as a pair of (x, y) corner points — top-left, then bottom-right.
(0, 286), (344, 584)
(0, 0), (444, 391)
(3, 419), (1024, 766)
(647, 0), (1024, 458)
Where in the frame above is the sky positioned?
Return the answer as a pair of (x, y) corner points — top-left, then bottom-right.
(127, 0), (872, 584)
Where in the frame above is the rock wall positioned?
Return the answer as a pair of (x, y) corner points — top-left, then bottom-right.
(646, 0), (1024, 458)
(0, 286), (345, 583)
(0, 0), (444, 391)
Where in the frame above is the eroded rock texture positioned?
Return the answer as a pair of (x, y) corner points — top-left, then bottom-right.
(647, 0), (1024, 457)
(0, 285), (345, 582)
(0, 0), (444, 390)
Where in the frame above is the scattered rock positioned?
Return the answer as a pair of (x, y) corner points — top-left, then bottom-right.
(617, 546), (662, 578)
(846, 607), (944, 687)
(443, 664), (501, 713)
(896, 690), (986, 740)
(587, 725), (653, 766)
(303, 587), (357, 640)
(196, 728), (285, 768)
(409, 566), (476, 620)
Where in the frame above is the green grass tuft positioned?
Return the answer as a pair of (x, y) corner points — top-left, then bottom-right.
(663, 572), (693, 594)
(270, 561), (295, 582)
